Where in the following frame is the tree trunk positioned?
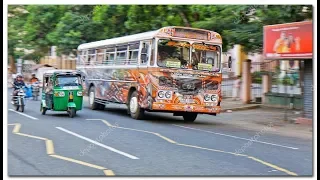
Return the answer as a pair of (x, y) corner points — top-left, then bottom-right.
(9, 55), (16, 74)
(178, 10), (191, 27)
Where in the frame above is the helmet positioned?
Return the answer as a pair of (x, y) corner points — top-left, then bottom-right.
(16, 73), (23, 78)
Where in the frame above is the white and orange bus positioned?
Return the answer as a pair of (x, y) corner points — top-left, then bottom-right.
(77, 26), (223, 122)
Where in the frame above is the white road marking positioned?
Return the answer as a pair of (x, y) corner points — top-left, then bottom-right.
(56, 127), (139, 160)
(268, 170), (278, 172)
(173, 125), (299, 150)
(9, 109), (38, 120)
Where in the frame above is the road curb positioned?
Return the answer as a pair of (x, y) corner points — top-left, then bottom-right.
(222, 104), (261, 112)
(293, 117), (313, 126)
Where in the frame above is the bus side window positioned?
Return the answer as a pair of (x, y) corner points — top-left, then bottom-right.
(141, 42), (150, 65)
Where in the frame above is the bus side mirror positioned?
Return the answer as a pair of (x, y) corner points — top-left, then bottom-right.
(228, 57), (232, 69)
(141, 48), (147, 53)
(82, 76), (86, 82)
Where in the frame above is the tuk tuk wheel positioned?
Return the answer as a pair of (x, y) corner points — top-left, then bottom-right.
(41, 105), (47, 115)
(69, 108), (76, 118)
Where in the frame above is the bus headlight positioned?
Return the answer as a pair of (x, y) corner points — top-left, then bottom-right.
(204, 94), (211, 101)
(158, 91), (165, 98)
(211, 95), (219, 105)
(157, 90), (172, 99)
(211, 95), (218, 102)
(204, 94), (219, 103)
(77, 91), (83, 96)
(165, 91), (172, 99)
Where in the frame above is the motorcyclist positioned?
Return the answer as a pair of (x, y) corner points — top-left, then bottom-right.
(30, 73), (39, 84)
(12, 74), (26, 103)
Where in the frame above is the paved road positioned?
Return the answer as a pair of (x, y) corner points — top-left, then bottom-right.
(7, 90), (312, 176)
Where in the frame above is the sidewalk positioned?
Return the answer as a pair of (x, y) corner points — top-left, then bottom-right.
(202, 98), (313, 140)
(221, 98), (261, 112)
(221, 98), (310, 124)
(202, 102), (312, 140)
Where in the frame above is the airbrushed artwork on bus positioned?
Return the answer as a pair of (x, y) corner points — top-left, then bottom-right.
(77, 26), (223, 118)
(79, 67), (222, 114)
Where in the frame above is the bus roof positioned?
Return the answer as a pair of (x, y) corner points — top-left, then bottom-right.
(43, 69), (81, 75)
(77, 26), (221, 50)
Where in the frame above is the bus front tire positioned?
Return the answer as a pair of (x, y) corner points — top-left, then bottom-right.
(128, 91), (144, 120)
(98, 104), (105, 110)
(183, 113), (198, 123)
(89, 86), (99, 110)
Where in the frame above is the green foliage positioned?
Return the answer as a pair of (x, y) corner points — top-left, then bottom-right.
(252, 71), (262, 84)
(8, 5), (313, 62)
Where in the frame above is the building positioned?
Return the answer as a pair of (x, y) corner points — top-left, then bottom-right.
(263, 21), (313, 123)
(31, 64), (57, 82)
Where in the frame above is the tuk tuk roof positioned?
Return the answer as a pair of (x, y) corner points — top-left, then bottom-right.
(43, 70), (82, 76)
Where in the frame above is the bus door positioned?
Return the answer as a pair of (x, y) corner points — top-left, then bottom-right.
(138, 40), (152, 103)
(139, 40), (151, 68)
(138, 40), (152, 79)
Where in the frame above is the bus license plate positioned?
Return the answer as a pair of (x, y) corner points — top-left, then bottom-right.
(182, 95), (194, 104)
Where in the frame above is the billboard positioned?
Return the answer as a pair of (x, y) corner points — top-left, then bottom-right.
(263, 21), (312, 59)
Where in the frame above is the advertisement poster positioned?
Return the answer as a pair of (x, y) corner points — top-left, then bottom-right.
(263, 21), (312, 59)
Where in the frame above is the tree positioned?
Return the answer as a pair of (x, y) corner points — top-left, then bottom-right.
(8, 5), (29, 60)
(8, 5), (313, 61)
(192, 5), (313, 53)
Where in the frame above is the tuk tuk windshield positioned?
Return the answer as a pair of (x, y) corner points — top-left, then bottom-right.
(55, 76), (81, 87)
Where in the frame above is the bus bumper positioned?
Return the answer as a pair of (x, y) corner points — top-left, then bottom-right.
(151, 103), (221, 114)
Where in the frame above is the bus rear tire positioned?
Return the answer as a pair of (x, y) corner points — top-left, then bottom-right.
(98, 104), (105, 110)
(128, 91), (144, 120)
(89, 86), (99, 110)
(183, 113), (198, 123)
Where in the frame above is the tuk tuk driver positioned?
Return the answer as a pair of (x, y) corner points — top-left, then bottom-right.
(45, 80), (54, 108)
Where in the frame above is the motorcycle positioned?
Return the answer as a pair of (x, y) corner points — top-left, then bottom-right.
(31, 82), (40, 101)
(12, 86), (26, 112)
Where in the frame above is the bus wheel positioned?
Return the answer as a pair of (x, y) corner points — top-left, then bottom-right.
(89, 86), (99, 110)
(129, 91), (144, 120)
(98, 104), (105, 110)
(183, 113), (198, 123)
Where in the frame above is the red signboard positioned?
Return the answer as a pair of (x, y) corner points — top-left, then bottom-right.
(263, 21), (313, 59)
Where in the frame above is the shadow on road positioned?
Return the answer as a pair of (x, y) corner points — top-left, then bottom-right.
(99, 107), (222, 126)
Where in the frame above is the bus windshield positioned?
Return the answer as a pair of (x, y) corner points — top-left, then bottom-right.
(157, 39), (221, 72)
(157, 39), (190, 69)
(191, 44), (221, 72)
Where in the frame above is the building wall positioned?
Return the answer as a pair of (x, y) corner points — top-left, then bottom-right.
(36, 67), (56, 82)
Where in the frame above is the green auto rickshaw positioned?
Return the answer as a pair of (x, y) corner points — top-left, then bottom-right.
(40, 70), (84, 118)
